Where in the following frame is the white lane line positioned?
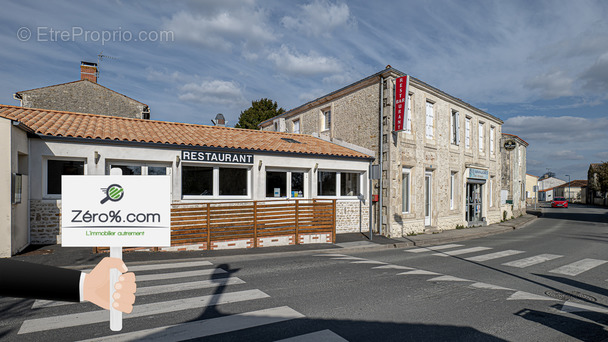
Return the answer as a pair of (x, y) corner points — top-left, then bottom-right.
(32, 277), (247, 309)
(137, 268), (226, 282)
(350, 260), (387, 265)
(405, 244), (463, 253)
(549, 258), (608, 276)
(19, 289), (269, 334)
(433, 247), (492, 257)
(397, 270), (440, 276)
(560, 301), (608, 314)
(427, 276), (471, 282)
(127, 260), (213, 272)
(275, 329), (348, 342)
(507, 291), (555, 301)
(469, 282), (514, 291)
(332, 256), (367, 261)
(465, 250), (525, 262)
(314, 254), (347, 257)
(77, 306), (304, 342)
(372, 265), (414, 270)
(502, 254), (562, 268)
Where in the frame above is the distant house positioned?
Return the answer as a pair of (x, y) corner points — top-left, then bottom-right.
(14, 61), (150, 119)
(537, 176), (566, 201)
(525, 173), (538, 203)
(553, 180), (587, 203)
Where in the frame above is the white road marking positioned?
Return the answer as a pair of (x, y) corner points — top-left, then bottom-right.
(137, 268), (227, 282)
(126, 260), (213, 272)
(332, 256), (367, 261)
(77, 306), (305, 342)
(350, 260), (387, 265)
(501, 254), (563, 268)
(506, 291), (555, 301)
(427, 276), (471, 282)
(397, 270), (440, 276)
(469, 282), (514, 291)
(560, 301), (608, 314)
(314, 254), (347, 257)
(549, 258), (608, 276)
(32, 277), (247, 308)
(275, 329), (348, 342)
(405, 244), (463, 253)
(433, 247), (492, 257)
(372, 265), (414, 270)
(19, 289), (269, 334)
(465, 250), (525, 262)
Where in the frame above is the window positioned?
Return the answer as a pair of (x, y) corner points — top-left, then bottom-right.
(478, 122), (485, 153)
(451, 110), (460, 145)
(465, 117), (471, 149)
(340, 172), (360, 196)
(323, 110), (331, 131)
(293, 119), (300, 134)
(318, 171), (336, 196)
(182, 166), (213, 196)
(405, 94), (412, 133)
(110, 165), (141, 175)
(108, 164), (168, 176)
(318, 171), (360, 197)
(425, 101), (434, 139)
(47, 160), (84, 195)
(182, 165), (249, 197)
(490, 126), (495, 155)
(291, 172), (304, 197)
(274, 122), (278, 131)
(450, 172), (456, 210)
(266, 171), (305, 198)
(402, 168), (410, 213)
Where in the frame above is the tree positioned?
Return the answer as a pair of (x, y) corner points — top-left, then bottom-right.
(598, 162), (608, 194)
(234, 98), (285, 130)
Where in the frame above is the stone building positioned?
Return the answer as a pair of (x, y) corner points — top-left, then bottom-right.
(14, 61), (150, 119)
(553, 180), (587, 203)
(500, 133), (528, 218)
(525, 173), (538, 204)
(261, 66), (506, 237)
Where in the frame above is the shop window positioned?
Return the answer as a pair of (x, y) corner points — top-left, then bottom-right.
(402, 168), (410, 213)
(108, 164), (168, 176)
(291, 172), (304, 197)
(219, 168), (248, 195)
(47, 160), (84, 195)
(148, 166), (167, 175)
(110, 165), (142, 175)
(341, 172), (359, 196)
(182, 166), (213, 196)
(266, 171), (287, 197)
(318, 171), (336, 196)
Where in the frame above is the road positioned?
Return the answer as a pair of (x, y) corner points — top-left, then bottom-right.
(1, 204), (607, 341)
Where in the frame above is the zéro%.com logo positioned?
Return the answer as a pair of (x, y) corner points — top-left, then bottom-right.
(100, 184), (124, 204)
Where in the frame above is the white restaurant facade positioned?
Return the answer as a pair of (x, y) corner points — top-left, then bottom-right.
(1, 105), (372, 257)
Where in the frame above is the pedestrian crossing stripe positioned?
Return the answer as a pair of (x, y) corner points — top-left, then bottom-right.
(502, 254), (563, 268)
(76, 306), (305, 342)
(506, 291), (555, 301)
(405, 244), (463, 253)
(465, 250), (524, 262)
(433, 246), (492, 257)
(275, 329), (349, 342)
(427, 276), (471, 282)
(549, 258), (608, 276)
(559, 301), (608, 314)
(136, 268), (227, 282)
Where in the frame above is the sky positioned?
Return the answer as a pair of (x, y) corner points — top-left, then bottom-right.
(1, 0), (607, 181)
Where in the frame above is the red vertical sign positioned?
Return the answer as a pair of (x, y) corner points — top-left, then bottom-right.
(394, 75), (409, 132)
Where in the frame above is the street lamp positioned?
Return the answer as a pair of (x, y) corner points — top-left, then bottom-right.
(565, 174), (571, 202)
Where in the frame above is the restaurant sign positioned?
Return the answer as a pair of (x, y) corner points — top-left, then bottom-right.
(468, 168), (489, 180)
(181, 151), (254, 164)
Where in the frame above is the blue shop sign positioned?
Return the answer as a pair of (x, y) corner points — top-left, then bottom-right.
(468, 168), (489, 180)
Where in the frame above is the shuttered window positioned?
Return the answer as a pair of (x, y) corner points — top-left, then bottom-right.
(425, 101), (434, 139)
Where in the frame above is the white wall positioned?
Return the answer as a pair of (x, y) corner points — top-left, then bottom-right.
(0, 119), (11, 257)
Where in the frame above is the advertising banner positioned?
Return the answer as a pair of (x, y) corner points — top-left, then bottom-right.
(394, 75), (409, 132)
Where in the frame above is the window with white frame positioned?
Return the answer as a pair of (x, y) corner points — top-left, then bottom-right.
(450, 172), (456, 210)
(405, 94), (412, 133)
(266, 171), (305, 198)
(402, 168), (410, 213)
(425, 101), (434, 139)
(182, 165), (250, 197)
(451, 110), (460, 145)
(293, 119), (300, 134)
(47, 159), (85, 195)
(465, 117), (471, 149)
(479, 122), (485, 153)
(490, 126), (495, 155)
(322, 109), (331, 131)
(318, 171), (360, 197)
(107, 163), (169, 176)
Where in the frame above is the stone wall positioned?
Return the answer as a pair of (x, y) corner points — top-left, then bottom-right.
(336, 200), (369, 233)
(30, 200), (61, 244)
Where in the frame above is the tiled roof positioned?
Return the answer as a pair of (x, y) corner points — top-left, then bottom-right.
(502, 133), (529, 146)
(0, 105), (371, 159)
(555, 180), (588, 188)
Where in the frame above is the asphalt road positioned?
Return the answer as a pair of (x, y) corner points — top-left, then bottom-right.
(2, 204), (607, 341)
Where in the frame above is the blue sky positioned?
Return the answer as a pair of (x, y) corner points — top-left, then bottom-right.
(1, 0), (607, 181)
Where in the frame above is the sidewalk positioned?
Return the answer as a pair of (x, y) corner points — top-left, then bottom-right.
(12, 212), (541, 268)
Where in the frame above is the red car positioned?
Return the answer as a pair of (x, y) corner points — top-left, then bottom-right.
(551, 197), (568, 208)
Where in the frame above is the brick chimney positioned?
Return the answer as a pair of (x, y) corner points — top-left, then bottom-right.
(80, 61), (98, 83)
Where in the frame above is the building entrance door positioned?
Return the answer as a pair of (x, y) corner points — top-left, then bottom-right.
(466, 182), (483, 225)
(425, 172), (432, 226)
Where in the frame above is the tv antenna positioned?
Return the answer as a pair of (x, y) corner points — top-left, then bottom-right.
(96, 51), (118, 79)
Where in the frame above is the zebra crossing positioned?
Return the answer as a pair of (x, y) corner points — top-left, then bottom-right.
(15, 259), (346, 341)
(405, 244), (608, 279)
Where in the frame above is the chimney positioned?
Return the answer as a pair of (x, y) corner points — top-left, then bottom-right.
(211, 113), (226, 127)
(80, 61), (98, 83)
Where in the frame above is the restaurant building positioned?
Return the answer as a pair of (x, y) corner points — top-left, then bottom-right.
(0, 104), (372, 257)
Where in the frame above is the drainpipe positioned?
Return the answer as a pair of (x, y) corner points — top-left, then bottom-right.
(378, 76), (384, 236)
(368, 160), (373, 240)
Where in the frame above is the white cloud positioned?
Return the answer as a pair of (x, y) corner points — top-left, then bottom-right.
(268, 45), (342, 76)
(580, 52), (608, 93)
(178, 80), (246, 106)
(547, 150), (584, 161)
(281, 0), (353, 37)
(524, 70), (573, 99)
(503, 115), (608, 144)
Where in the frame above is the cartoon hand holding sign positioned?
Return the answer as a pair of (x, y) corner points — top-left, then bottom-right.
(62, 175), (171, 331)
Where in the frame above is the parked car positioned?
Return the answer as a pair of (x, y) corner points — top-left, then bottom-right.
(551, 197), (568, 208)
